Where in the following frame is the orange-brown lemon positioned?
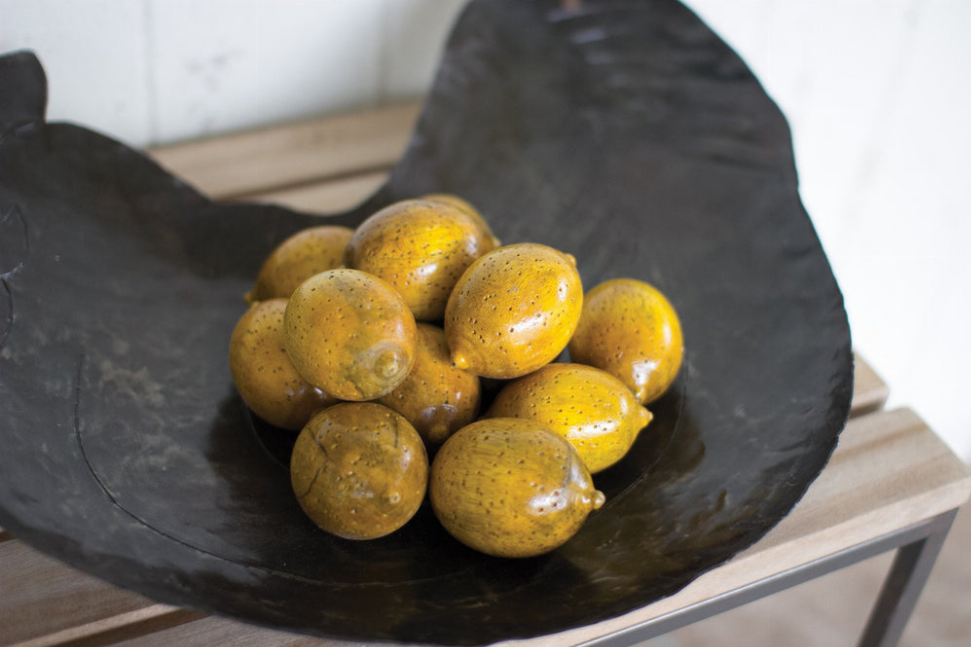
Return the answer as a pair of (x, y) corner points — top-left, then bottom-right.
(568, 278), (684, 405)
(378, 323), (481, 445)
(486, 363), (652, 473)
(246, 225), (353, 303)
(429, 418), (604, 558)
(344, 199), (496, 321)
(290, 403), (428, 540)
(421, 193), (501, 248)
(228, 299), (338, 430)
(444, 243), (582, 379)
(284, 269), (417, 401)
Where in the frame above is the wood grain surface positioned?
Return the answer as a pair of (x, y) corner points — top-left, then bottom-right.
(148, 101), (421, 200)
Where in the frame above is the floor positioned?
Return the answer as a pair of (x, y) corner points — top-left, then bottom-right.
(644, 505), (971, 647)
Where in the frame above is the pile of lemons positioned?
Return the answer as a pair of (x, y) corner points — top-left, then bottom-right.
(229, 194), (683, 558)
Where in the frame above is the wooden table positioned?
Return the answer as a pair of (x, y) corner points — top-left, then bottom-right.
(2, 103), (969, 647)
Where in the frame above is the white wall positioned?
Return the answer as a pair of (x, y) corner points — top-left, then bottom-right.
(0, 0), (468, 145)
(2, 0), (969, 461)
(687, 0), (971, 463)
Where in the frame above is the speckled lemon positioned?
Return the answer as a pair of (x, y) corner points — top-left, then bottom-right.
(487, 363), (652, 473)
(290, 403), (428, 540)
(568, 278), (684, 405)
(284, 269), (417, 401)
(429, 418), (605, 558)
(246, 225), (353, 303)
(421, 193), (501, 249)
(344, 199), (496, 321)
(228, 299), (338, 430)
(444, 243), (583, 379)
(378, 323), (481, 445)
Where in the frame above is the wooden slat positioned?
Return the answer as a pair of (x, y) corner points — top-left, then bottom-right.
(7, 607), (203, 647)
(0, 542), (188, 647)
(107, 616), (326, 647)
(147, 101), (421, 200)
(249, 169), (389, 216)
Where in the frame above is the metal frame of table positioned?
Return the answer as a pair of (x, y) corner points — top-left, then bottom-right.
(583, 509), (959, 647)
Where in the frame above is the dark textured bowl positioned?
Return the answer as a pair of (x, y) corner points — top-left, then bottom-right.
(0, 1), (852, 644)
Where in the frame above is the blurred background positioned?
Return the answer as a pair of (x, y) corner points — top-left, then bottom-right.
(1, 0), (969, 465)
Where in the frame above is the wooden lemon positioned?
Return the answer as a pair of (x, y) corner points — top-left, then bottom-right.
(421, 193), (501, 248)
(228, 299), (338, 430)
(284, 269), (417, 401)
(246, 225), (353, 303)
(568, 278), (684, 405)
(344, 199), (496, 321)
(378, 323), (481, 445)
(291, 403), (428, 540)
(444, 243), (583, 379)
(429, 418), (605, 558)
(487, 363), (652, 473)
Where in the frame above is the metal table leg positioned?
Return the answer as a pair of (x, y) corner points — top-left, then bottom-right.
(858, 508), (958, 647)
(580, 509), (961, 647)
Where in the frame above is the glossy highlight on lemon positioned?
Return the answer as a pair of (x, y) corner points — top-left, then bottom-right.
(284, 269), (417, 401)
(246, 225), (353, 303)
(228, 299), (338, 430)
(378, 323), (481, 445)
(430, 418), (604, 558)
(290, 403), (428, 540)
(569, 278), (684, 405)
(421, 193), (501, 249)
(487, 363), (652, 473)
(444, 243), (583, 379)
(344, 199), (496, 321)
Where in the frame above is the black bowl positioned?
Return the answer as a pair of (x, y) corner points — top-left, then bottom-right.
(0, 1), (852, 644)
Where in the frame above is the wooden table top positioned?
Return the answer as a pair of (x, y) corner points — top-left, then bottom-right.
(2, 102), (969, 647)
